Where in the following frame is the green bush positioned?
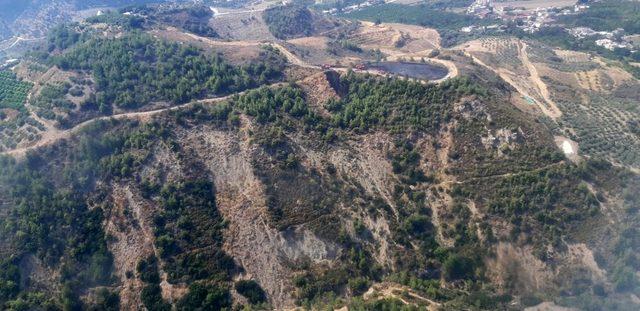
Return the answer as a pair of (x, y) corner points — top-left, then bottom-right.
(263, 5), (313, 39)
(443, 254), (475, 280)
(403, 214), (433, 238)
(141, 284), (171, 311)
(177, 283), (231, 310)
(347, 277), (370, 296)
(235, 280), (267, 304)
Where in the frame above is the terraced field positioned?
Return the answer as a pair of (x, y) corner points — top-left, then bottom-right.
(554, 92), (640, 168)
(460, 37), (640, 170)
(529, 44), (640, 168)
(0, 70), (42, 151)
(0, 70), (31, 110)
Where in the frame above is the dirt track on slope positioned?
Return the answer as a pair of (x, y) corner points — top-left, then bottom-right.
(1, 93), (238, 158)
(3, 27), (458, 159)
(459, 39), (562, 119)
(519, 42), (562, 118)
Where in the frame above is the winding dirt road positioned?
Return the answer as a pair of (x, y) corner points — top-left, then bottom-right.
(1, 92), (241, 159)
(1, 36), (45, 52)
(460, 40), (562, 119)
(3, 27), (458, 159)
(519, 42), (562, 118)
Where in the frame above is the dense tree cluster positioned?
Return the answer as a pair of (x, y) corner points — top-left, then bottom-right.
(234, 85), (310, 123)
(150, 179), (236, 283)
(263, 5), (314, 39)
(453, 161), (603, 261)
(137, 255), (171, 311)
(158, 5), (218, 38)
(86, 11), (145, 29)
(46, 24), (83, 52)
(31, 82), (73, 121)
(232, 73), (484, 138)
(235, 280), (267, 304)
(51, 32), (282, 112)
(328, 73), (486, 132)
(0, 156), (115, 308)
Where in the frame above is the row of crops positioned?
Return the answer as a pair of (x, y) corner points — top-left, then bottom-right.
(558, 94), (640, 168)
(0, 70), (32, 111)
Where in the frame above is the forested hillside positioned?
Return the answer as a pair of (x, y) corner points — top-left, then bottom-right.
(263, 5), (314, 39)
(31, 26), (285, 128)
(0, 3), (638, 310)
(1, 62), (637, 309)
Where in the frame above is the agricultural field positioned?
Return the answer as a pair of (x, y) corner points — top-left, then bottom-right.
(556, 93), (640, 168)
(459, 36), (640, 170)
(0, 70), (42, 151)
(0, 70), (31, 111)
(544, 59), (640, 168)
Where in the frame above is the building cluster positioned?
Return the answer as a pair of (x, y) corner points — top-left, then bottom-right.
(595, 38), (633, 51)
(464, 0), (635, 52)
(466, 0), (590, 33)
(568, 27), (623, 39)
(568, 27), (635, 51)
(466, 0), (494, 18)
(460, 24), (503, 34)
(321, 0), (385, 15)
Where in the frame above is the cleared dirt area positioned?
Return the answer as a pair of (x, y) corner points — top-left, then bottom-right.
(151, 28), (263, 64)
(363, 282), (440, 309)
(287, 36), (328, 50)
(525, 302), (578, 311)
(209, 9), (275, 41)
(347, 21), (440, 54)
(458, 38), (562, 119)
(554, 136), (580, 163)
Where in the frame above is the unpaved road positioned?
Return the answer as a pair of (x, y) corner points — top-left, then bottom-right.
(1, 36), (45, 51)
(363, 282), (441, 309)
(519, 42), (562, 118)
(460, 40), (561, 119)
(180, 29), (456, 80)
(3, 27), (458, 158)
(209, 6), (265, 17)
(1, 92), (241, 158)
(181, 31), (318, 69)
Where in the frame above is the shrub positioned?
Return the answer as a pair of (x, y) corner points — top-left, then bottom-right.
(347, 277), (370, 296)
(443, 254), (475, 280)
(177, 283), (231, 310)
(235, 280), (267, 304)
(263, 5), (313, 39)
(403, 214), (433, 237)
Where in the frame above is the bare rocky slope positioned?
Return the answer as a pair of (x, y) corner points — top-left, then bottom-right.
(0, 4), (639, 311)
(0, 68), (638, 310)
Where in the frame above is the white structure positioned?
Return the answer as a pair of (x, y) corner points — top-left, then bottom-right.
(595, 39), (633, 51)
